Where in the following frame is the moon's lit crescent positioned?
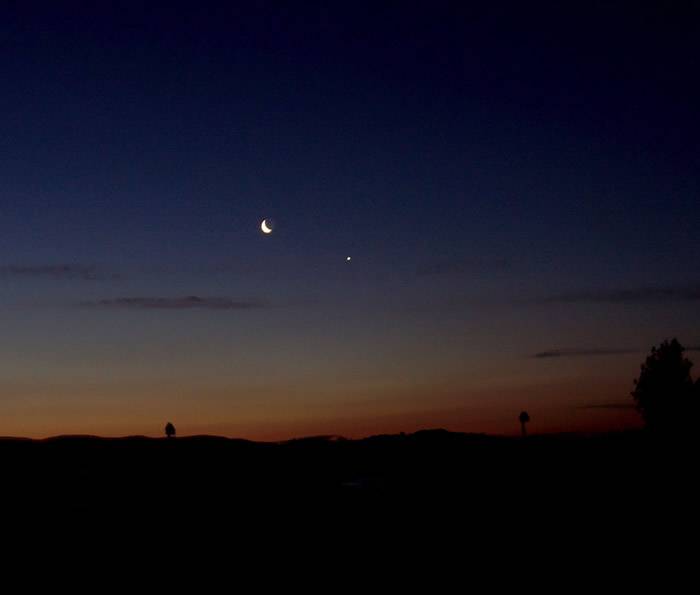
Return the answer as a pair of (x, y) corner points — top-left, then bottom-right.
(261, 219), (272, 234)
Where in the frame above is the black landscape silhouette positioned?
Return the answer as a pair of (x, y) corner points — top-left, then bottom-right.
(1, 427), (695, 523)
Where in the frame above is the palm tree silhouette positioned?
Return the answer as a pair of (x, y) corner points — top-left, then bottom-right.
(519, 411), (530, 437)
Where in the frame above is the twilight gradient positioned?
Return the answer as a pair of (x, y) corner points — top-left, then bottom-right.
(1, 3), (698, 438)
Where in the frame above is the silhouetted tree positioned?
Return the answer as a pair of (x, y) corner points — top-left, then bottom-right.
(631, 339), (697, 434)
(519, 411), (530, 437)
(165, 422), (176, 439)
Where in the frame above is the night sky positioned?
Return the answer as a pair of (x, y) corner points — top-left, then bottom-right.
(1, 2), (698, 439)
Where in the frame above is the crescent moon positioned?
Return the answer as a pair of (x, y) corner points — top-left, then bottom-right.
(261, 219), (272, 234)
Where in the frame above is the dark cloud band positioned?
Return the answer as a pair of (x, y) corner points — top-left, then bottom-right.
(0, 264), (113, 281)
(576, 403), (636, 410)
(417, 257), (510, 277)
(81, 296), (266, 310)
(533, 349), (638, 359)
(542, 284), (700, 304)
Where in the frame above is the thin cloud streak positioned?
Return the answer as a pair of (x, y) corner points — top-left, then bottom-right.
(417, 257), (510, 277)
(81, 296), (267, 310)
(541, 284), (700, 304)
(0, 264), (116, 281)
(533, 349), (638, 359)
(576, 403), (636, 410)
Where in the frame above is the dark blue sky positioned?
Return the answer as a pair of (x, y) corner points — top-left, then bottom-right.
(1, 2), (698, 438)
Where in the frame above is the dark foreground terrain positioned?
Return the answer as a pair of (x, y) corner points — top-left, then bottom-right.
(1, 429), (696, 527)
(3, 429), (694, 577)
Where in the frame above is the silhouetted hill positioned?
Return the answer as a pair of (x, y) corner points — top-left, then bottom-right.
(0, 428), (695, 527)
